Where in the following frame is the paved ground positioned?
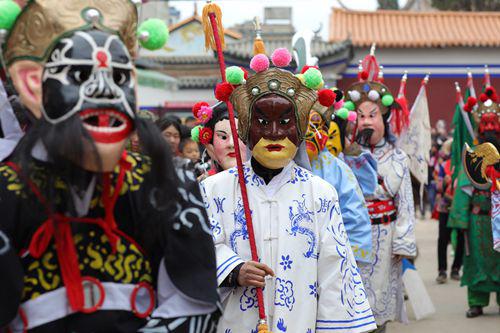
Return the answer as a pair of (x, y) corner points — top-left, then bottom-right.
(386, 217), (499, 333)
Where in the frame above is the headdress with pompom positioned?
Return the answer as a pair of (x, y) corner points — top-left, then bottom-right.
(458, 66), (499, 127)
(344, 44), (409, 136)
(1, 0), (170, 66)
(213, 47), (337, 143)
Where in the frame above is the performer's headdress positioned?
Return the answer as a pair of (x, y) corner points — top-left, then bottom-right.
(1, 0), (168, 64)
(344, 44), (409, 137)
(213, 49), (336, 143)
(459, 66), (500, 191)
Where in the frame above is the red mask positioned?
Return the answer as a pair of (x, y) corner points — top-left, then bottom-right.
(479, 113), (500, 134)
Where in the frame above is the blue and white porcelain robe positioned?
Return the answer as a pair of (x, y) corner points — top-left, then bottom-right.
(493, 190), (500, 252)
(358, 140), (417, 326)
(201, 160), (376, 333)
(311, 148), (372, 263)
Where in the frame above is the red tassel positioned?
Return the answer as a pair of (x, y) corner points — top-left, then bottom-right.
(391, 97), (410, 136)
(360, 70), (369, 80)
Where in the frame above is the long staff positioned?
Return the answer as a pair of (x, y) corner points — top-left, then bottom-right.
(202, 2), (270, 332)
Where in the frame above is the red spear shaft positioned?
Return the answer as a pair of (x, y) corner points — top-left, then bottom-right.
(204, 3), (269, 331)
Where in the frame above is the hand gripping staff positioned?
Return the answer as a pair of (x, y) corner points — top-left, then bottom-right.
(201, 1), (271, 332)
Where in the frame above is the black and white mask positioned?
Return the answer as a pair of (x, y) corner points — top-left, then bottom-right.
(42, 30), (136, 144)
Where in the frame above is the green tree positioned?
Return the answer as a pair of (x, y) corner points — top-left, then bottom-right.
(432, 0), (500, 10)
(378, 0), (400, 9)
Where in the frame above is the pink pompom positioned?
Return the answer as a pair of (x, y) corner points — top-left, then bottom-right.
(250, 54), (270, 73)
(271, 48), (292, 67)
(347, 111), (357, 122)
(198, 106), (213, 124)
(334, 100), (344, 110)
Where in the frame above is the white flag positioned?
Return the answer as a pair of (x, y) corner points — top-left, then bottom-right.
(397, 82), (431, 186)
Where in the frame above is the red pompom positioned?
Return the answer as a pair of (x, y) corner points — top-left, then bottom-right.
(318, 89), (337, 107)
(464, 96), (477, 112)
(240, 67), (249, 80)
(360, 71), (369, 80)
(301, 65), (319, 74)
(480, 93), (489, 103)
(192, 101), (209, 118)
(215, 82), (234, 102)
(466, 96), (477, 109)
(485, 86), (498, 102)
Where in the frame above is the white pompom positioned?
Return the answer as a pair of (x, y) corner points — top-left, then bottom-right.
(348, 90), (361, 102)
(368, 90), (380, 101)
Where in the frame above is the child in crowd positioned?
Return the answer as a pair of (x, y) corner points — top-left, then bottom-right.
(180, 137), (201, 163)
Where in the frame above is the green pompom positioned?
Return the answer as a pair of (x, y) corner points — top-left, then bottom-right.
(344, 101), (355, 111)
(138, 18), (169, 51)
(336, 108), (349, 120)
(226, 66), (245, 85)
(0, 0), (21, 31)
(303, 68), (323, 90)
(381, 94), (394, 107)
(191, 125), (201, 143)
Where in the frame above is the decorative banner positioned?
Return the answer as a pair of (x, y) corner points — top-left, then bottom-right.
(397, 77), (431, 186)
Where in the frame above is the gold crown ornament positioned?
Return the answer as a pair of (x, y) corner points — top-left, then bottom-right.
(214, 48), (337, 143)
(3, 0), (140, 65)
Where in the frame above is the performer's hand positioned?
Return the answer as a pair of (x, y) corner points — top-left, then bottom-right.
(237, 261), (274, 288)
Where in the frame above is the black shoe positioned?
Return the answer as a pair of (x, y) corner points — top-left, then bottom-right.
(466, 306), (483, 318)
(450, 269), (460, 281)
(436, 271), (447, 284)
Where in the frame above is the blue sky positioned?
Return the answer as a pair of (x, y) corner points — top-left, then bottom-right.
(171, 0), (385, 40)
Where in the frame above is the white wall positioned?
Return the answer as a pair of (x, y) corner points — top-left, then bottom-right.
(138, 86), (216, 108)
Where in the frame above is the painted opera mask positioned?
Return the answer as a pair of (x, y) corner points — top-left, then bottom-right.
(249, 94), (299, 169)
(473, 87), (500, 148)
(356, 100), (385, 146)
(43, 30), (136, 171)
(206, 117), (247, 171)
(305, 110), (328, 160)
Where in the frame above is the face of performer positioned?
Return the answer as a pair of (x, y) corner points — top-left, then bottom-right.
(249, 94), (298, 169)
(326, 121), (343, 157)
(305, 110), (327, 161)
(39, 30), (136, 171)
(356, 100), (384, 146)
(206, 118), (247, 170)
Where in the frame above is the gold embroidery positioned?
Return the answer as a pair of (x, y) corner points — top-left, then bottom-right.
(22, 230), (152, 301)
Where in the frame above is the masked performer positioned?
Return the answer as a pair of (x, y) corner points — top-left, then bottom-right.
(200, 49), (376, 333)
(191, 102), (247, 175)
(343, 55), (417, 331)
(449, 84), (500, 318)
(306, 98), (372, 264)
(0, 1), (219, 332)
(323, 94), (379, 199)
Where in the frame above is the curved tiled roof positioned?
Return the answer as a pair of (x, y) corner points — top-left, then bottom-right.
(225, 37), (352, 60)
(330, 8), (500, 48)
